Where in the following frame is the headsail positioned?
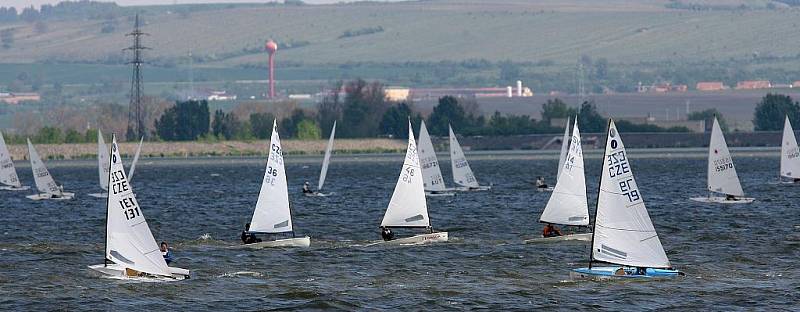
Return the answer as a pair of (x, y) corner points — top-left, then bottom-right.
(27, 139), (60, 195)
(706, 117), (744, 196)
(418, 120), (447, 192)
(0, 132), (21, 188)
(128, 137), (144, 180)
(381, 122), (429, 228)
(250, 120), (293, 233)
(449, 125), (479, 188)
(591, 119), (670, 268)
(105, 134), (170, 276)
(556, 117), (571, 181)
(781, 116), (800, 179)
(318, 121), (336, 191)
(97, 131), (110, 191)
(540, 119), (588, 226)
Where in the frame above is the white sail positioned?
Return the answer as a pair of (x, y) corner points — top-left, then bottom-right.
(128, 137), (144, 181)
(781, 116), (800, 179)
(27, 139), (60, 194)
(381, 122), (429, 228)
(592, 119), (670, 268)
(706, 117), (744, 196)
(0, 132), (21, 188)
(418, 120), (447, 192)
(318, 121), (336, 191)
(105, 135), (171, 277)
(449, 125), (480, 188)
(540, 120), (588, 226)
(556, 117), (571, 180)
(250, 120), (293, 233)
(97, 131), (110, 191)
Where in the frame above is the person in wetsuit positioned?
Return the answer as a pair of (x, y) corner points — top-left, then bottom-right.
(542, 223), (563, 237)
(725, 194), (739, 201)
(302, 181), (314, 194)
(160, 241), (174, 265)
(241, 223), (262, 244)
(380, 227), (395, 241)
(535, 176), (548, 189)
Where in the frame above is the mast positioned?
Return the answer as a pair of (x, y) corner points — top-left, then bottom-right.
(103, 134), (115, 267)
(587, 118), (612, 269)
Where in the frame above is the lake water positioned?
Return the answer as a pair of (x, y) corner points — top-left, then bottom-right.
(1, 150), (798, 310)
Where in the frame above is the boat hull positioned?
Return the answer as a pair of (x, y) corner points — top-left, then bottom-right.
(571, 266), (684, 280)
(375, 232), (449, 245)
(425, 191), (456, 197)
(524, 232), (592, 243)
(26, 192), (75, 201)
(303, 192), (332, 197)
(237, 236), (311, 248)
(455, 185), (492, 192)
(0, 185), (30, 191)
(88, 263), (190, 280)
(690, 196), (755, 204)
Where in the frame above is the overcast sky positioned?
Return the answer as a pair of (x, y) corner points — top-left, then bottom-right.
(3, 1), (392, 10)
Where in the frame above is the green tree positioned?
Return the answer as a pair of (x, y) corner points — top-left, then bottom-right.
(486, 111), (539, 135)
(753, 93), (800, 131)
(379, 102), (421, 138)
(577, 101), (606, 133)
(84, 128), (99, 143)
(249, 112), (276, 139)
(1, 28), (14, 49)
(280, 109), (312, 138)
(154, 100), (210, 141)
(427, 96), (470, 136)
(540, 98), (577, 126)
(34, 127), (63, 144)
(211, 109), (241, 140)
(339, 79), (388, 138)
(295, 119), (321, 140)
(688, 108), (728, 132)
(64, 129), (83, 143)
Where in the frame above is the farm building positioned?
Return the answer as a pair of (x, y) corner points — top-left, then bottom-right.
(735, 80), (771, 90)
(793, 81), (800, 88)
(0, 92), (41, 104)
(696, 82), (726, 91)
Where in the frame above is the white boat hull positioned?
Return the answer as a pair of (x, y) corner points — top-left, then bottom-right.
(0, 185), (30, 191)
(237, 236), (311, 249)
(536, 186), (554, 192)
(425, 191), (456, 197)
(303, 192), (332, 197)
(26, 192), (75, 201)
(88, 192), (108, 198)
(374, 232), (449, 246)
(455, 185), (492, 192)
(570, 266), (684, 280)
(88, 263), (190, 280)
(690, 196), (755, 204)
(524, 232), (592, 243)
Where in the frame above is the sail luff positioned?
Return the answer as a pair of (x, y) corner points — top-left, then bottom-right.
(318, 121), (336, 191)
(98, 130), (110, 191)
(27, 139), (60, 195)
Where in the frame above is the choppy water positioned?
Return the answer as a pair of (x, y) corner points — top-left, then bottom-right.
(1, 150), (799, 310)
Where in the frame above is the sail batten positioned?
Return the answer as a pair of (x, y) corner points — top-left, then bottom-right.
(0, 132), (21, 188)
(706, 117), (744, 196)
(449, 125), (480, 188)
(781, 116), (800, 179)
(591, 119), (670, 269)
(418, 120), (447, 192)
(250, 120), (293, 233)
(540, 119), (588, 226)
(381, 122), (429, 228)
(318, 121), (336, 191)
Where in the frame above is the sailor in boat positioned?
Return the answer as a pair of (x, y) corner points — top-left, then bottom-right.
(241, 223), (262, 244)
(794, 178), (800, 183)
(725, 194), (739, 201)
(160, 241), (174, 265)
(535, 176), (548, 189)
(380, 227), (395, 241)
(542, 223), (563, 238)
(302, 181), (314, 194)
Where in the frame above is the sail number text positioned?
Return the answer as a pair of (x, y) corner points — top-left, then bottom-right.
(712, 157), (733, 172)
(606, 150), (630, 178)
(109, 170), (129, 194)
(118, 198), (141, 220)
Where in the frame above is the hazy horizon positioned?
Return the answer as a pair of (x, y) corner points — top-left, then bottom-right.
(4, 0), (401, 10)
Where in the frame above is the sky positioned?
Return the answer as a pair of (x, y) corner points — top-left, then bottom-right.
(3, 0), (391, 10)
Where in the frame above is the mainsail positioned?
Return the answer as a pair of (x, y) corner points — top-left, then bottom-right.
(591, 119), (670, 268)
(97, 131), (110, 191)
(318, 121), (336, 191)
(540, 120), (588, 226)
(27, 139), (60, 195)
(781, 116), (800, 179)
(381, 122), (429, 228)
(249, 120), (293, 233)
(706, 117), (744, 196)
(418, 120), (447, 192)
(104, 135), (170, 276)
(556, 117), (571, 180)
(0, 132), (22, 188)
(449, 125), (480, 188)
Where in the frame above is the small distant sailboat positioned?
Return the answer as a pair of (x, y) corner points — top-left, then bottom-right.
(780, 116), (800, 184)
(89, 131), (143, 198)
(241, 120), (310, 248)
(306, 121), (336, 197)
(526, 119), (591, 243)
(0, 131), (29, 191)
(690, 117), (754, 204)
(25, 139), (74, 200)
(89, 134), (190, 280)
(449, 125), (490, 191)
(535, 117), (571, 192)
(572, 119), (683, 280)
(377, 121), (448, 245)
(418, 120), (455, 197)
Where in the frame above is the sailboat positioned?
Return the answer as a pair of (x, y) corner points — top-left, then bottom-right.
(535, 117), (570, 192)
(572, 119), (683, 279)
(240, 120), (310, 248)
(526, 119), (591, 243)
(89, 131), (143, 198)
(418, 120), (455, 197)
(690, 117), (755, 204)
(449, 125), (491, 191)
(0, 131), (29, 191)
(306, 121), (336, 197)
(377, 121), (448, 245)
(89, 134), (190, 280)
(780, 116), (800, 184)
(25, 139), (74, 200)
